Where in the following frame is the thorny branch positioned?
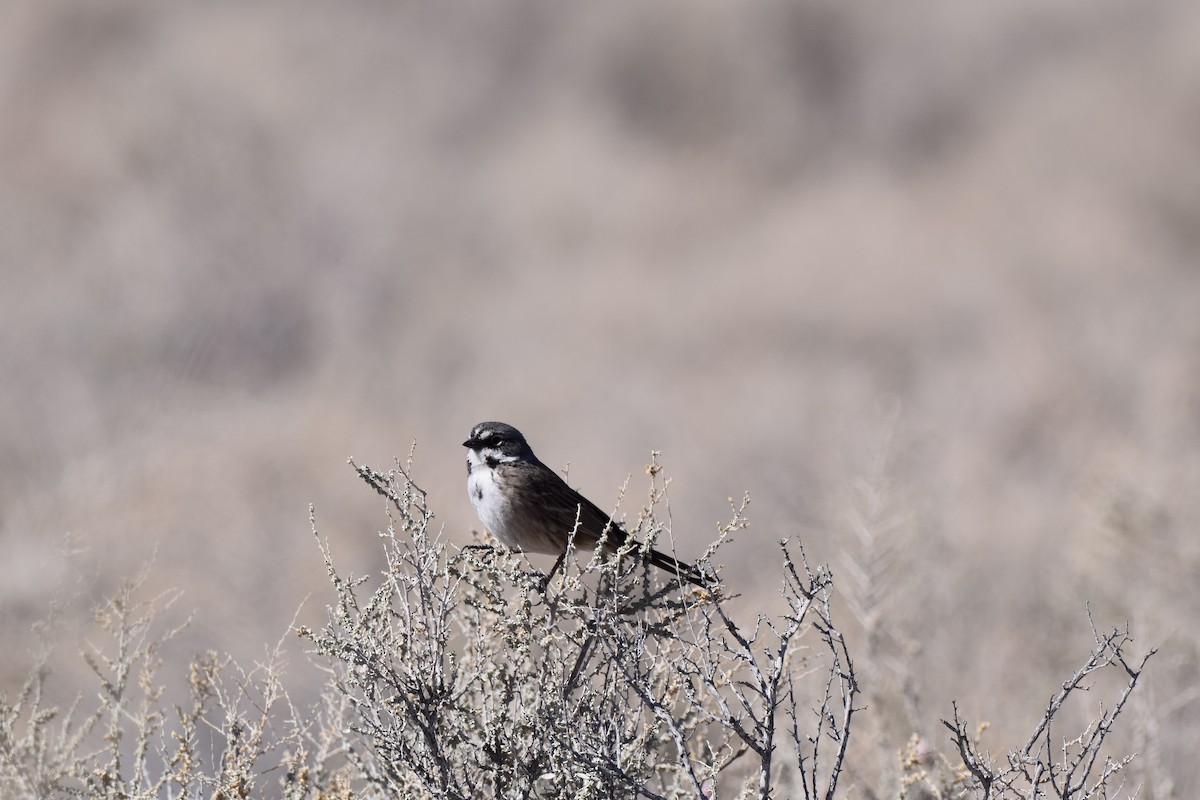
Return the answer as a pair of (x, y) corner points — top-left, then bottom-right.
(303, 455), (860, 798)
(942, 612), (1154, 800)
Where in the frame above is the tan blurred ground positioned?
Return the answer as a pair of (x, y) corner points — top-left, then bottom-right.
(2, 0), (1198, 793)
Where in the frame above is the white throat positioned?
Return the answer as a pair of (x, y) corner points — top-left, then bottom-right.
(466, 451), (519, 549)
(467, 447), (519, 470)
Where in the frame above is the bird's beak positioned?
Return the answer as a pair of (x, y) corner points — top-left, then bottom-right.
(462, 438), (475, 448)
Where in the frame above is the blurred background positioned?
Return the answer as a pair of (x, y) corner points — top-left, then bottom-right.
(2, 0), (1197, 794)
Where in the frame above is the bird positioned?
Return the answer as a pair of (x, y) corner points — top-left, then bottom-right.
(463, 421), (709, 587)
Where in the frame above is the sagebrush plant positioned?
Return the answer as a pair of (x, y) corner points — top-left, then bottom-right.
(0, 564), (341, 799)
(301, 452), (858, 799)
(941, 615), (1154, 800)
(0, 447), (1157, 799)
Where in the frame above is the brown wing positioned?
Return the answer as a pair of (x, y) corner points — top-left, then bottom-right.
(508, 460), (709, 586)
(532, 467), (631, 551)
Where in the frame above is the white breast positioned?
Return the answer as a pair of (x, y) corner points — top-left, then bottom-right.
(467, 460), (520, 550)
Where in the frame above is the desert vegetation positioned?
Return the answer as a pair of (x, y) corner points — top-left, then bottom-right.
(0, 454), (1157, 798)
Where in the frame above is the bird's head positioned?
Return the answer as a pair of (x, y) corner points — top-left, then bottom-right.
(463, 421), (535, 467)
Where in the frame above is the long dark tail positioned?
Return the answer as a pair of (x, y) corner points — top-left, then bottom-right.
(602, 524), (711, 588)
(648, 547), (710, 588)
